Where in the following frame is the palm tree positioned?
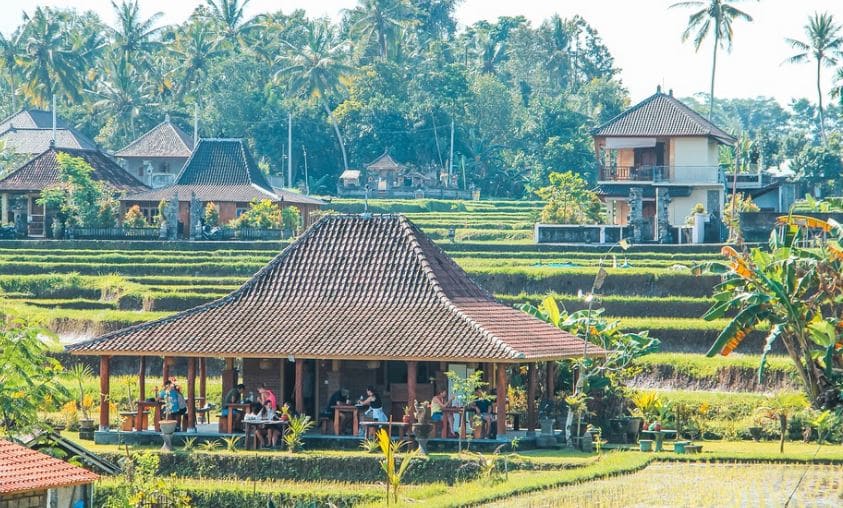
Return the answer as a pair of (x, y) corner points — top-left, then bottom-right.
(205, 0), (255, 48)
(785, 12), (843, 141)
(277, 20), (353, 171)
(345, 0), (416, 61)
(110, 0), (164, 60)
(92, 54), (153, 145)
(169, 20), (225, 100)
(0, 31), (23, 110)
(670, 0), (755, 119)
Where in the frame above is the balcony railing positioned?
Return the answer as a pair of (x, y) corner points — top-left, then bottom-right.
(598, 165), (722, 184)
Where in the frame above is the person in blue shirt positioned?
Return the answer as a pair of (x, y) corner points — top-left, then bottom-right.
(158, 380), (180, 425)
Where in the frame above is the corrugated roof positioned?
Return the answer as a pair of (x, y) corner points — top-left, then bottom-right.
(0, 128), (98, 153)
(115, 118), (194, 158)
(592, 92), (736, 144)
(0, 147), (148, 193)
(0, 440), (98, 495)
(366, 152), (402, 171)
(68, 214), (598, 362)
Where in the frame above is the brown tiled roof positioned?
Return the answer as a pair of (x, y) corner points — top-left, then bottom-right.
(0, 128), (98, 153)
(366, 152), (402, 171)
(122, 139), (325, 207)
(68, 214), (598, 362)
(592, 92), (736, 144)
(0, 440), (98, 494)
(0, 148), (148, 193)
(0, 109), (72, 131)
(115, 117), (194, 158)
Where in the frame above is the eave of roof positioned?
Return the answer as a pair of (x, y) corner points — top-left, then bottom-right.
(114, 119), (194, 158)
(0, 440), (99, 495)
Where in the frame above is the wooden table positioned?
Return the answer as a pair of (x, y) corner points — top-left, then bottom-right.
(135, 401), (158, 431)
(243, 419), (288, 450)
(361, 421), (409, 439)
(440, 407), (467, 439)
(639, 429), (677, 452)
(331, 405), (360, 435)
(226, 403), (251, 433)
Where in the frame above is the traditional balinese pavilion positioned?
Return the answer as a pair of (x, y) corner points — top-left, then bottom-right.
(68, 214), (602, 441)
(114, 114), (195, 188)
(121, 138), (325, 233)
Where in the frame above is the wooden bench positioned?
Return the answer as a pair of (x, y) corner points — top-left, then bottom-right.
(319, 416), (331, 434)
(360, 421), (409, 439)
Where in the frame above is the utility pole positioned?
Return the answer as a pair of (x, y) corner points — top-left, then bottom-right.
(302, 145), (309, 195)
(193, 103), (199, 149)
(448, 119), (455, 185)
(51, 95), (56, 146)
(287, 112), (293, 188)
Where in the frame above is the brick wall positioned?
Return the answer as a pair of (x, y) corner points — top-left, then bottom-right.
(242, 358), (283, 406)
(0, 490), (47, 508)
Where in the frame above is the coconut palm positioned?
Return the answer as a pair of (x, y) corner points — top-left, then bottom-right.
(205, 0), (255, 47)
(110, 0), (164, 60)
(670, 0), (755, 119)
(92, 54), (153, 145)
(277, 20), (353, 170)
(345, 0), (416, 61)
(785, 12), (843, 141)
(169, 20), (225, 100)
(0, 31), (23, 110)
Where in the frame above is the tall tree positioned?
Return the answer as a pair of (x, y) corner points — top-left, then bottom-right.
(204, 0), (256, 48)
(671, 0), (754, 119)
(346, 0), (416, 62)
(169, 19), (225, 100)
(110, 0), (164, 60)
(278, 20), (354, 170)
(785, 12), (843, 141)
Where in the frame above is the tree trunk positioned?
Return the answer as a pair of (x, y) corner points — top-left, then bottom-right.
(323, 100), (349, 171)
(708, 29), (719, 120)
(779, 414), (787, 453)
(817, 58), (826, 141)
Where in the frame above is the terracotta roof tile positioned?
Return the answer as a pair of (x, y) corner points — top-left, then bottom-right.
(0, 128), (98, 153)
(0, 147), (148, 193)
(68, 214), (599, 362)
(592, 92), (736, 144)
(0, 440), (98, 494)
(0, 109), (72, 131)
(115, 118), (194, 158)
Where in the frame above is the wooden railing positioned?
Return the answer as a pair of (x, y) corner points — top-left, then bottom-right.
(68, 227), (160, 240)
(599, 165), (668, 182)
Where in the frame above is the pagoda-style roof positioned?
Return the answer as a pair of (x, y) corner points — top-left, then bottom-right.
(365, 152), (403, 172)
(0, 440), (98, 495)
(115, 116), (194, 158)
(0, 147), (148, 193)
(68, 214), (597, 362)
(0, 109), (72, 131)
(592, 91), (736, 144)
(0, 109), (98, 153)
(122, 138), (323, 206)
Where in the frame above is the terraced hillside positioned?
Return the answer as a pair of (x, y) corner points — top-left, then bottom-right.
(0, 199), (795, 438)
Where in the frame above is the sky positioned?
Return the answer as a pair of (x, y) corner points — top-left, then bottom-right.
(2, 0), (842, 105)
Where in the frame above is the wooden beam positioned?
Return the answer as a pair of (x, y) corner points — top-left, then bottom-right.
(546, 361), (556, 400)
(99, 356), (111, 431)
(407, 361), (418, 418)
(295, 359), (304, 416)
(199, 357), (207, 407)
(527, 363), (537, 436)
(187, 357), (196, 431)
(496, 364), (507, 437)
(162, 356), (170, 385)
(136, 357), (146, 431)
(314, 360), (321, 418)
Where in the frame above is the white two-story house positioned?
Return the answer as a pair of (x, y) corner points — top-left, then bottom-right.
(592, 87), (735, 242)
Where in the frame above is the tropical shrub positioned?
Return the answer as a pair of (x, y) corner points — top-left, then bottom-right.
(376, 428), (421, 505)
(281, 206), (301, 233)
(283, 414), (314, 452)
(123, 205), (148, 228)
(231, 199), (282, 230)
(534, 171), (603, 224)
(204, 202), (219, 228)
(37, 154), (119, 228)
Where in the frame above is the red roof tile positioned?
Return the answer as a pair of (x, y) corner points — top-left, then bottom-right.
(0, 440), (98, 494)
(115, 117), (194, 158)
(68, 214), (600, 362)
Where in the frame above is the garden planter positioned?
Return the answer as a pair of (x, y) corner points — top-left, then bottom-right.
(748, 426), (762, 442)
(639, 439), (653, 452)
(412, 423), (433, 455)
(78, 418), (95, 440)
(159, 420), (178, 452)
(673, 441), (689, 454)
(539, 417), (554, 435)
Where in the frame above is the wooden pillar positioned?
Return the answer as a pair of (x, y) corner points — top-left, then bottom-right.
(199, 358), (207, 407)
(407, 361), (418, 418)
(496, 363), (507, 437)
(294, 359), (304, 416)
(526, 363), (537, 436)
(187, 357), (196, 431)
(162, 356), (170, 385)
(221, 358), (235, 401)
(99, 356), (111, 431)
(314, 360), (321, 417)
(546, 361), (556, 400)
(136, 357), (146, 431)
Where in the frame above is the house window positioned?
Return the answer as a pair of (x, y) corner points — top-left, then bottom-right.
(236, 207), (248, 217)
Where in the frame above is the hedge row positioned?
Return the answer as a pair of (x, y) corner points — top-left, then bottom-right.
(472, 272), (720, 298)
(0, 261), (265, 277)
(117, 292), (220, 311)
(496, 294), (712, 318)
(0, 239), (288, 250)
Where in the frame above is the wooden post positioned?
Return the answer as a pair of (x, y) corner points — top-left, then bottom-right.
(99, 356), (111, 431)
(295, 359), (304, 416)
(221, 358), (235, 402)
(187, 357), (196, 431)
(546, 361), (556, 400)
(136, 357), (146, 431)
(496, 363), (507, 437)
(527, 363), (537, 437)
(199, 358), (207, 407)
(162, 356), (170, 385)
(314, 360), (321, 418)
(407, 361), (418, 421)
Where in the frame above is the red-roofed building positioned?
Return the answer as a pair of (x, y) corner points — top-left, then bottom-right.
(68, 214), (602, 441)
(0, 439), (98, 507)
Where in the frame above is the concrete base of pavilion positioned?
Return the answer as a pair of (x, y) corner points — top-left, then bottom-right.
(92, 424), (556, 452)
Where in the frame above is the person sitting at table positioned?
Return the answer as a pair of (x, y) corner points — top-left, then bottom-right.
(257, 383), (277, 410)
(323, 388), (352, 433)
(431, 389), (451, 423)
(359, 386), (387, 434)
(243, 402), (267, 447)
(468, 388), (493, 438)
(158, 380), (180, 427)
(221, 383), (246, 418)
(259, 399), (282, 448)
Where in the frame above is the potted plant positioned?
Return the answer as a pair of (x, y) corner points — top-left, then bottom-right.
(159, 390), (178, 452)
(564, 392), (590, 447)
(68, 365), (96, 439)
(402, 405), (412, 424)
(411, 401), (434, 455)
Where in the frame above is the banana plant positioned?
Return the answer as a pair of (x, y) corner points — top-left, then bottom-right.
(697, 216), (843, 407)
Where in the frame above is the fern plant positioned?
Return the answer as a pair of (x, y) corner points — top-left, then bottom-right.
(360, 437), (380, 453)
(198, 440), (221, 452)
(221, 435), (241, 452)
(181, 437), (197, 453)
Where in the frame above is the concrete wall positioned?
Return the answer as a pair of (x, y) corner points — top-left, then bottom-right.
(672, 137), (714, 166)
(122, 157), (188, 187)
(668, 187), (719, 226)
(740, 211), (843, 242)
(0, 490), (46, 508)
